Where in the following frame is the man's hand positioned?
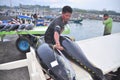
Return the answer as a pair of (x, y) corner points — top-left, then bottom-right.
(54, 43), (64, 50)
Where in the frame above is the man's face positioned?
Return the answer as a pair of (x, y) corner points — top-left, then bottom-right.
(62, 12), (72, 22)
(103, 16), (108, 20)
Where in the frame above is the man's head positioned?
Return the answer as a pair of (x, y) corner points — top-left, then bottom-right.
(103, 14), (109, 20)
(62, 6), (72, 22)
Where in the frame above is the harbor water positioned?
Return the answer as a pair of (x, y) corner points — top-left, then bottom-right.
(66, 19), (120, 41)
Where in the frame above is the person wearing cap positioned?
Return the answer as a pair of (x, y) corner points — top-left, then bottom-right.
(103, 14), (113, 35)
(44, 6), (72, 50)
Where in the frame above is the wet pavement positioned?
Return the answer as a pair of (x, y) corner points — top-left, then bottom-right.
(0, 35), (30, 80)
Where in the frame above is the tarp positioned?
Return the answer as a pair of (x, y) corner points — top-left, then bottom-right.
(18, 15), (31, 20)
(36, 19), (44, 26)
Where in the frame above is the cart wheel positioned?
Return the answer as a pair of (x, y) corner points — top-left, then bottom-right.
(16, 37), (30, 53)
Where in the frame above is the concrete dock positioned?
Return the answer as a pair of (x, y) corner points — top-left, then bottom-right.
(0, 35), (30, 80)
(0, 33), (120, 80)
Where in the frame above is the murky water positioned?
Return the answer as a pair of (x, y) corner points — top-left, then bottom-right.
(66, 19), (120, 41)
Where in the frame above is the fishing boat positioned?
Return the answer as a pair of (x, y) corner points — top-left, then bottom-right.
(70, 18), (83, 24)
(0, 24), (70, 35)
(0, 23), (70, 53)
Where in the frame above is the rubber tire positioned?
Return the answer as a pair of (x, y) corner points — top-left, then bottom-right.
(16, 37), (30, 53)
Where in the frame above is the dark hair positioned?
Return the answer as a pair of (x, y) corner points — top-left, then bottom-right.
(62, 6), (72, 13)
(104, 14), (109, 17)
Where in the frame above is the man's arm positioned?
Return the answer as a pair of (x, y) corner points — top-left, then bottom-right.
(54, 26), (64, 50)
(54, 31), (60, 45)
(103, 18), (112, 24)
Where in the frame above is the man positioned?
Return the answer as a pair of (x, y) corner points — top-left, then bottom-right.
(33, 13), (38, 25)
(103, 14), (113, 35)
(44, 6), (72, 50)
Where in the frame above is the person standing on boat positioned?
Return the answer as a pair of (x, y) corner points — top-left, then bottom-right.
(33, 13), (38, 26)
(44, 6), (72, 50)
(103, 14), (113, 35)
